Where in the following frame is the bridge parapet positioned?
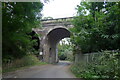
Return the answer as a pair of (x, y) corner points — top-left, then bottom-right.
(41, 17), (74, 22)
(41, 17), (74, 27)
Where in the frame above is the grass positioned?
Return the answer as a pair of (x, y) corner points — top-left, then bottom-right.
(3, 61), (47, 73)
(2, 55), (47, 73)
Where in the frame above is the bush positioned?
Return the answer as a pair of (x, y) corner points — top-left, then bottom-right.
(59, 54), (67, 60)
(2, 55), (46, 73)
(71, 51), (120, 79)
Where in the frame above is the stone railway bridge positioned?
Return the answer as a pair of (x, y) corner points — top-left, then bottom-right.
(32, 17), (74, 63)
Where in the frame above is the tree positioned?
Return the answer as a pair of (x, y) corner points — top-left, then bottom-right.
(70, 2), (120, 53)
(70, 2), (120, 79)
(2, 2), (43, 62)
(58, 39), (73, 61)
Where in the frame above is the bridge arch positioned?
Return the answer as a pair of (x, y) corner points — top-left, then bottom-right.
(43, 27), (71, 63)
(47, 27), (70, 44)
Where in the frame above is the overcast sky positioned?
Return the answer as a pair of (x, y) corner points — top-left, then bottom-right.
(41, 0), (81, 19)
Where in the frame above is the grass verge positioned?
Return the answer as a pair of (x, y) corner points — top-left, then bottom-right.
(70, 51), (120, 80)
(2, 55), (47, 73)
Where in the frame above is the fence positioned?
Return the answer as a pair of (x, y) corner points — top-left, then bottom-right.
(75, 50), (120, 64)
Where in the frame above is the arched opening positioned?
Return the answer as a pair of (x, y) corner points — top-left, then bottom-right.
(29, 31), (40, 55)
(46, 28), (70, 63)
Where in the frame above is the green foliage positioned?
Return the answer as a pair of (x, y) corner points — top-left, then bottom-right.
(2, 55), (47, 73)
(71, 2), (120, 79)
(58, 41), (73, 61)
(2, 2), (43, 61)
(71, 51), (120, 79)
(70, 2), (120, 53)
(58, 44), (68, 60)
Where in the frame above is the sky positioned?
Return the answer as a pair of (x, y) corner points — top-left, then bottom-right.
(41, 0), (81, 19)
(59, 38), (71, 45)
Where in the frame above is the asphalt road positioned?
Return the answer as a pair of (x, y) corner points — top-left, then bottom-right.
(3, 61), (76, 78)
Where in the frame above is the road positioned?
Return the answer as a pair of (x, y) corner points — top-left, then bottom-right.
(3, 61), (76, 78)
